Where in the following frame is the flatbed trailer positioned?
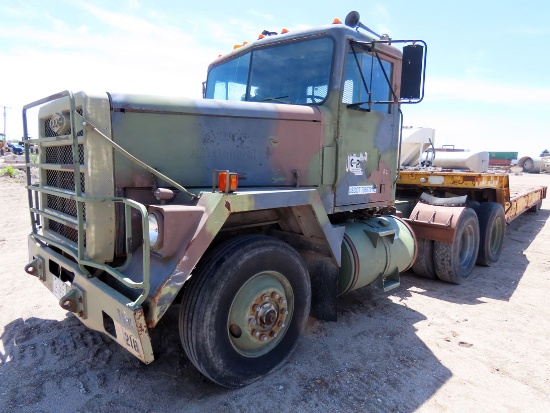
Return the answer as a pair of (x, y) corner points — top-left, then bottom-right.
(396, 170), (547, 222)
(394, 169), (547, 283)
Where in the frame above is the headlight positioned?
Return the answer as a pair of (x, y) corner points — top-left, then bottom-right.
(148, 213), (161, 248)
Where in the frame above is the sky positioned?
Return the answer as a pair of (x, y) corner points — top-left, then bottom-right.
(1, 0), (549, 158)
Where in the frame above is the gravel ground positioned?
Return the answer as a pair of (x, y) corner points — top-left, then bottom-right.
(1, 172), (549, 412)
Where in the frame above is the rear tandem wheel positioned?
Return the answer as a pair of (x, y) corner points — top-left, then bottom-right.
(434, 208), (480, 284)
(412, 238), (437, 279)
(476, 202), (506, 266)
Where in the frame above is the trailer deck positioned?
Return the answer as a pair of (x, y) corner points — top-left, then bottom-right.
(396, 170), (547, 222)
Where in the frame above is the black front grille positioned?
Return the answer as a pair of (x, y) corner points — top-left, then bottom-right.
(46, 195), (86, 219)
(45, 144), (84, 165)
(43, 138), (87, 246)
(48, 221), (86, 246)
(46, 170), (85, 193)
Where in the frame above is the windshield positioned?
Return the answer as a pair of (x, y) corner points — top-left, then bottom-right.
(206, 36), (334, 105)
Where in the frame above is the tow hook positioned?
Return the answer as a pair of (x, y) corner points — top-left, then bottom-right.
(59, 289), (85, 318)
(25, 256), (45, 280)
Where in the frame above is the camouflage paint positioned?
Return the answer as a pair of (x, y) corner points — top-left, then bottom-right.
(141, 188), (343, 327)
(109, 96), (325, 190)
(24, 22), (415, 359)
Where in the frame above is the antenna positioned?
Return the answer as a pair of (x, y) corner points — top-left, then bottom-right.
(344, 10), (381, 39)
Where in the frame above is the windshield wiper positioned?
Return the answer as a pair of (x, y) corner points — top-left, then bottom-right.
(260, 96), (291, 104)
(347, 101), (371, 110)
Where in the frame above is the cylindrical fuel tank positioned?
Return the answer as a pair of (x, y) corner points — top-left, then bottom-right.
(338, 216), (417, 295)
(432, 151), (489, 173)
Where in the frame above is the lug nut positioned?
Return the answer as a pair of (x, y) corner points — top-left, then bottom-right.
(282, 308), (289, 315)
(272, 292), (280, 299)
(271, 331), (278, 338)
(262, 295), (269, 302)
(248, 317), (257, 325)
(252, 330), (260, 337)
(254, 305), (261, 312)
(278, 321), (285, 328)
(279, 297), (286, 304)
(260, 334), (268, 342)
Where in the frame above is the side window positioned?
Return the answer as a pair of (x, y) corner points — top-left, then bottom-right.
(206, 53), (251, 100)
(343, 50), (392, 113)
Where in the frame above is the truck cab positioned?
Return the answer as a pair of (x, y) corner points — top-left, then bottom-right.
(23, 12), (426, 388)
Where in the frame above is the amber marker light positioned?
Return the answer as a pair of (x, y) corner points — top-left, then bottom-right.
(218, 171), (238, 193)
(333, 18), (342, 24)
(281, 28), (289, 34)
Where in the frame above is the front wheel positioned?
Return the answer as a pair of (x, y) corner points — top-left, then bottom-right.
(179, 235), (311, 388)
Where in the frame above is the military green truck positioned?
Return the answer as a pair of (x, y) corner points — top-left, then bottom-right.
(21, 11), (542, 388)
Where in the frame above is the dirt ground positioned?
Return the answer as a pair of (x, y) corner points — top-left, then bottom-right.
(1, 171), (549, 413)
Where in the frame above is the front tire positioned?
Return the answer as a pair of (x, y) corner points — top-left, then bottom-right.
(179, 235), (311, 388)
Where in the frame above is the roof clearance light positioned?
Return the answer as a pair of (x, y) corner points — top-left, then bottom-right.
(243, 41), (248, 45)
(333, 18), (342, 24)
(233, 44), (242, 49)
(281, 28), (289, 34)
(258, 33), (265, 39)
(218, 171), (238, 193)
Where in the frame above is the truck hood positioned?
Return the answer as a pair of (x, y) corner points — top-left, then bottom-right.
(108, 94), (322, 122)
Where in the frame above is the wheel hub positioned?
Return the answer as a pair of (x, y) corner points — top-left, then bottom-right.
(258, 304), (277, 327)
(248, 290), (288, 343)
(227, 271), (294, 357)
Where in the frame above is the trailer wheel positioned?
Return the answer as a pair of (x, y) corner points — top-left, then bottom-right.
(476, 202), (506, 266)
(179, 235), (310, 388)
(434, 208), (480, 284)
(529, 201), (542, 212)
(466, 200), (480, 212)
(412, 238), (437, 279)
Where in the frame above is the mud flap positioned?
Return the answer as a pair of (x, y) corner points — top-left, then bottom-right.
(404, 202), (466, 243)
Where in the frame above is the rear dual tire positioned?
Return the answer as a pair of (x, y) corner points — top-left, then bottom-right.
(434, 208), (480, 284)
(476, 202), (506, 266)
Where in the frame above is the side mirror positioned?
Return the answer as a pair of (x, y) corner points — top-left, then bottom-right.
(400, 44), (425, 101)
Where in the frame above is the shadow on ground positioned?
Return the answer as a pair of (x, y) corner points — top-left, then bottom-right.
(0, 283), (451, 413)
(400, 208), (549, 305)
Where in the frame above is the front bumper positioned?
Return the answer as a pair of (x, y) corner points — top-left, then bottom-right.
(26, 235), (154, 364)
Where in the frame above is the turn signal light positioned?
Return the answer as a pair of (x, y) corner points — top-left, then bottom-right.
(218, 171), (238, 193)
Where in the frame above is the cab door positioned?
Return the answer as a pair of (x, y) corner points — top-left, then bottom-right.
(334, 43), (401, 209)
